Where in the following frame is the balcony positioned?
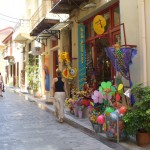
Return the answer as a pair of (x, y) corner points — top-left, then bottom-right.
(30, 0), (59, 36)
(50, 0), (89, 14)
(3, 46), (14, 61)
(13, 20), (32, 42)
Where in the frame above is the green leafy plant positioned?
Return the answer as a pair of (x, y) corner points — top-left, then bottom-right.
(33, 80), (40, 92)
(32, 66), (40, 92)
(25, 55), (40, 92)
(26, 65), (34, 89)
(123, 84), (150, 135)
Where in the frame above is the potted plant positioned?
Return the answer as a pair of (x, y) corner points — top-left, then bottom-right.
(26, 66), (34, 94)
(32, 67), (41, 97)
(123, 84), (150, 146)
(89, 111), (102, 133)
(33, 81), (40, 97)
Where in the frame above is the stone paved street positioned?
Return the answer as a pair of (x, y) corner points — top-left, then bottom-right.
(0, 90), (115, 150)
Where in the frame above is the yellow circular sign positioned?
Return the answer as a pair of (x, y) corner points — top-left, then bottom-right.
(93, 15), (106, 35)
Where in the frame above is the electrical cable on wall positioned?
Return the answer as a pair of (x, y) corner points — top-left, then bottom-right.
(0, 12), (30, 21)
(0, 17), (18, 23)
(0, 13), (21, 20)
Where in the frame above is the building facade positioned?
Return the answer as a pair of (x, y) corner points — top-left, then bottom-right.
(6, 0), (150, 97)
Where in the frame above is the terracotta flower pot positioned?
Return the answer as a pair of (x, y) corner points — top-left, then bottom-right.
(136, 132), (150, 146)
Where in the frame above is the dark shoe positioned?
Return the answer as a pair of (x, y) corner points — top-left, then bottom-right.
(0, 95), (3, 97)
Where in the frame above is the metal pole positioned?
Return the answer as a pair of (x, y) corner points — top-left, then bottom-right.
(117, 112), (119, 143)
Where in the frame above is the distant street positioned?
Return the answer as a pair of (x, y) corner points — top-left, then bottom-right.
(0, 90), (113, 150)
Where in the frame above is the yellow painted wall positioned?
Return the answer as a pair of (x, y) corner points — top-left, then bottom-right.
(145, 0), (150, 85)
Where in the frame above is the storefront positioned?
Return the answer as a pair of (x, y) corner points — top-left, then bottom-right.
(83, 2), (120, 87)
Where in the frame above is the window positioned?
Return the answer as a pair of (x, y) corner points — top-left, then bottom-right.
(113, 7), (120, 26)
(103, 12), (110, 31)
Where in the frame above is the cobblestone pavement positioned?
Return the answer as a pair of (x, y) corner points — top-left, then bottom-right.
(0, 90), (114, 150)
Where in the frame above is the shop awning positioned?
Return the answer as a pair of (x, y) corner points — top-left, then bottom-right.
(30, 18), (59, 36)
(34, 21), (71, 46)
(50, 0), (89, 14)
(49, 22), (71, 30)
(36, 30), (60, 40)
(35, 29), (60, 46)
(3, 56), (14, 60)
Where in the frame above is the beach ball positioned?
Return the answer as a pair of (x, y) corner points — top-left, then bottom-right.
(119, 106), (127, 114)
(97, 115), (105, 124)
(116, 93), (121, 102)
(105, 107), (115, 116)
(110, 112), (117, 121)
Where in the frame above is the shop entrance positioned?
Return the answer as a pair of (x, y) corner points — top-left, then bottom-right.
(86, 37), (112, 88)
(53, 50), (58, 78)
(84, 1), (120, 88)
(95, 38), (111, 84)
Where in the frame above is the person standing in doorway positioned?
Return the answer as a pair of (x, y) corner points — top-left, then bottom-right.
(0, 73), (4, 97)
(52, 69), (68, 123)
(43, 65), (50, 102)
(44, 65), (50, 91)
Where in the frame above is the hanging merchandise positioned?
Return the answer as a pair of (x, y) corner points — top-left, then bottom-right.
(105, 43), (137, 105)
(62, 67), (78, 79)
(59, 51), (78, 80)
(105, 44), (137, 81)
(90, 80), (128, 141)
(59, 51), (70, 64)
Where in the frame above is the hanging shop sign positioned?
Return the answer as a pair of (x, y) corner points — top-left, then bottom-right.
(93, 15), (106, 35)
(78, 24), (86, 90)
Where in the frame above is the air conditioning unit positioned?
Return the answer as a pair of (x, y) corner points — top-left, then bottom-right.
(32, 47), (43, 55)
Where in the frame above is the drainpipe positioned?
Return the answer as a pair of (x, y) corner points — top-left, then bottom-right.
(138, 0), (147, 86)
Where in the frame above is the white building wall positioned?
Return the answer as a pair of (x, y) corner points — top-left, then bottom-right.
(0, 51), (5, 82)
(120, 0), (140, 86)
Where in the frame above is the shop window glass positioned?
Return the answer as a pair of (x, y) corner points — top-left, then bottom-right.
(85, 23), (91, 39)
(85, 21), (95, 39)
(95, 38), (111, 84)
(114, 7), (120, 26)
(103, 12), (110, 31)
(86, 44), (94, 82)
(91, 21), (95, 37)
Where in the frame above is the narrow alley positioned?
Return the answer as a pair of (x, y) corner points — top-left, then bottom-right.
(0, 90), (114, 150)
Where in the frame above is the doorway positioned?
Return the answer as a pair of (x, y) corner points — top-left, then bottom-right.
(53, 50), (58, 78)
(95, 38), (111, 85)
